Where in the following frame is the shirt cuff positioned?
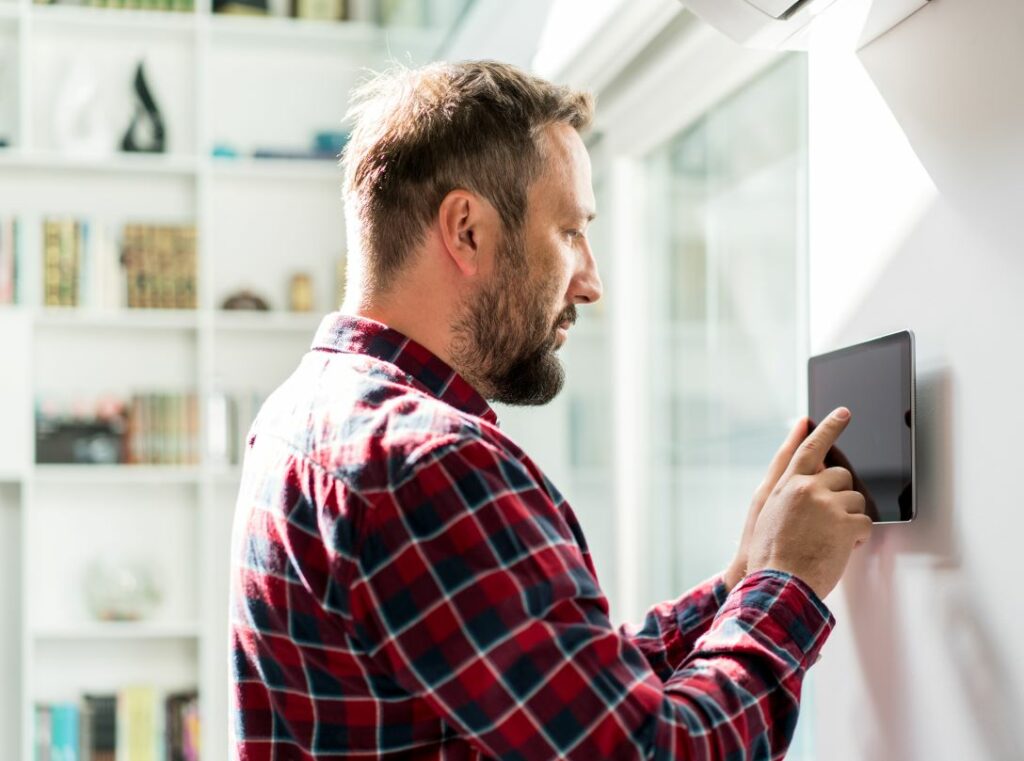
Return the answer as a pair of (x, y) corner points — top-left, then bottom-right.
(697, 568), (836, 672)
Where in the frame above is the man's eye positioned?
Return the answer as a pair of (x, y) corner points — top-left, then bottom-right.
(565, 229), (582, 240)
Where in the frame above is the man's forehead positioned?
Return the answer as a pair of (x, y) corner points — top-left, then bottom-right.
(533, 125), (595, 215)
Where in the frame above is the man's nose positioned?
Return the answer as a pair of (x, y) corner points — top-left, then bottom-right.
(573, 243), (603, 305)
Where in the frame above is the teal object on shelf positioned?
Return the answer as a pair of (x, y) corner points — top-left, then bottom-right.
(313, 130), (349, 154)
(211, 143), (240, 158)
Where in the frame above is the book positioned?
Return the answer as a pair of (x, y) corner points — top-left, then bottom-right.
(119, 223), (197, 310)
(34, 704), (52, 761)
(116, 686), (160, 761)
(0, 217), (18, 305)
(50, 702), (80, 761)
(165, 691), (199, 761)
(83, 694), (117, 761)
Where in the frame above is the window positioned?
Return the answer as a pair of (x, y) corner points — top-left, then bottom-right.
(642, 53), (807, 598)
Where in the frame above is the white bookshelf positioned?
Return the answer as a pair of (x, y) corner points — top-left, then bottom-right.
(33, 621), (202, 641)
(0, 2), (462, 759)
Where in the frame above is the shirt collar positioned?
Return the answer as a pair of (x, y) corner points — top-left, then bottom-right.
(311, 312), (500, 427)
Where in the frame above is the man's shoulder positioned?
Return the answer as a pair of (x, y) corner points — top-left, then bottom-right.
(257, 349), (516, 492)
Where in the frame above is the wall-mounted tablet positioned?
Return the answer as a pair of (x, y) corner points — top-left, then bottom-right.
(808, 330), (916, 523)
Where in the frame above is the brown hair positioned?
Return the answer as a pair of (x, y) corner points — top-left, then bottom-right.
(340, 60), (594, 293)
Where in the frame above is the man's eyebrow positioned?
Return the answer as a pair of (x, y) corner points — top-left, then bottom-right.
(572, 206), (597, 223)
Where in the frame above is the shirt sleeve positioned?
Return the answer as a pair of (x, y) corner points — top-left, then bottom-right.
(348, 437), (835, 760)
(619, 573), (729, 682)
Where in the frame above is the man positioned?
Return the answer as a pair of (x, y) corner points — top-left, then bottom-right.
(230, 60), (871, 759)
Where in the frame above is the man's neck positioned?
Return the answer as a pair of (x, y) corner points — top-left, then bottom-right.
(344, 292), (458, 376)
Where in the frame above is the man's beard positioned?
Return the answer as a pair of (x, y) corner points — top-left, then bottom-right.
(449, 233), (575, 406)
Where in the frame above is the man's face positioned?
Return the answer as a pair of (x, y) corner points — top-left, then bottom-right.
(451, 124), (603, 406)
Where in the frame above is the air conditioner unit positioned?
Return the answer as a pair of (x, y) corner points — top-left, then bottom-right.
(681, 0), (931, 50)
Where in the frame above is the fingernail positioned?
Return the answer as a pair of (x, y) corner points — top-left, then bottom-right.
(834, 407), (850, 420)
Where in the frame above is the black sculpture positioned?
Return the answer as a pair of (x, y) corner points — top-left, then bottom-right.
(121, 61), (166, 153)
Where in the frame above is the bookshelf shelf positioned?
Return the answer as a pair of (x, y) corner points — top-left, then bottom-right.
(209, 156), (341, 182)
(34, 308), (201, 331)
(32, 621), (202, 641)
(32, 465), (202, 485)
(213, 309), (322, 332)
(0, 150), (200, 177)
(209, 465), (242, 484)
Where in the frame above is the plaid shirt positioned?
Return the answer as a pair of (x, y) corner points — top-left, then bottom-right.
(230, 313), (835, 760)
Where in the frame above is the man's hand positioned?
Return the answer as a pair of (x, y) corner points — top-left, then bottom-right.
(746, 407), (873, 600)
(724, 416), (810, 592)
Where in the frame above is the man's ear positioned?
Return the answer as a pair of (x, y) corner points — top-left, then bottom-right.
(437, 189), (500, 277)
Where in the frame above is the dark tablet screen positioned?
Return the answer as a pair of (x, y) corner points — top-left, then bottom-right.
(808, 331), (915, 523)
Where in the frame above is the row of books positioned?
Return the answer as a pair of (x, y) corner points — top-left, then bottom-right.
(35, 688), (199, 761)
(35, 393), (201, 466)
(124, 393), (201, 465)
(0, 216), (19, 305)
(42, 218), (197, 310)
(34, 0), (195, 11)
(122, 223), (198, 310)
(30, 0), (428, 21)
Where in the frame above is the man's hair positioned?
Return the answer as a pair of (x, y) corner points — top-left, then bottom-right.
(340, 60), (594, 293)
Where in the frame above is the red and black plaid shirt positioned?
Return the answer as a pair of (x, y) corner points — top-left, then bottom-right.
(229, 312), (835, 760)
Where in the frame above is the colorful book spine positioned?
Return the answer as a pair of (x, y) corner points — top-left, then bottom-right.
(84, 694), (117, 761)
(51, 703), (80, 761)
(0, 217), (18, 305)
(116, 686), (159, 761)
(34, 704), (52, 761)
(123, 392), (200, 465)
(37, 691), (198, 761)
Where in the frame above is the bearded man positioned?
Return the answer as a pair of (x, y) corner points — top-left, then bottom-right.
(229, 60), (870, 760)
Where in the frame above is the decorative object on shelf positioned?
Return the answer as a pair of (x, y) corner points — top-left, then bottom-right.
(121, 61), (166, 154)
(35, 396), (126, 465)
(214, 0), (268, 15)
(288, 272), (314, 312)
(252, 147), (330, 161)
(250, 128), (350, 162)
(222, 289), (270, 310)
(314, 129), (349, 156)
(211, 142), (240, 158)
(83, 556), (162, 622)
(52, 60), (114, 158)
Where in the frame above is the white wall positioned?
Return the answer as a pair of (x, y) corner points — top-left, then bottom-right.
(807, 1), (1024, 758)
